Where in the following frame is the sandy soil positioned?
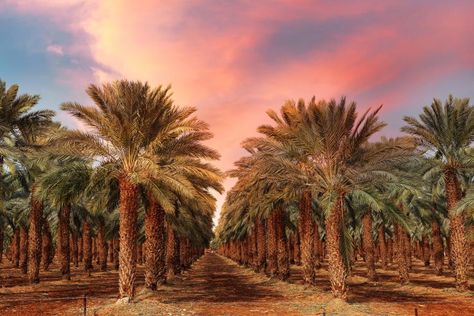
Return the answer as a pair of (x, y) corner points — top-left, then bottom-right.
(0, 253), (473, 315)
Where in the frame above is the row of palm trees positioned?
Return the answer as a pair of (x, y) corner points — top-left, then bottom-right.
(215, 96), (473, 299)
(0, 79), (223, 301)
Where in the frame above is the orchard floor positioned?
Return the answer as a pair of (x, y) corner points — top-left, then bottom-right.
(0, 253), (473, 315)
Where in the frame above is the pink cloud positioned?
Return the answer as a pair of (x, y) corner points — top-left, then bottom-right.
(6, 0), (474, 220)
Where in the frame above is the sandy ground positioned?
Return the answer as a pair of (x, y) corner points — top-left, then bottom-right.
(0, 253), (473, 315)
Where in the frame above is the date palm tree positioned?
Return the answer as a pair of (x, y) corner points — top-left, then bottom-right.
(55, 80), (218, 301)
(36, 160), (92, 279)
(402, 95), (473, 291)
(0, 79), (54, 265)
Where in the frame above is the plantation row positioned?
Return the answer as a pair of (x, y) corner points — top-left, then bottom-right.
(0, 79), (222, 301)
(215, 96), (474, 300)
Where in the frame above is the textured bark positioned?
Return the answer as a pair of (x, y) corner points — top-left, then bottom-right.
(13, 228), (20, 267)
(98, 220), (107, 271)
(294, 229), (301, 265)
(313, 221), (322, 270)
(41, 220), (53, 271)
(406, 236), (412, 270)
(71, 233), (79, 267)
(325, 195), (347, 299)
(144, 196), (166, 290)
(250, 229), (258, 270)
(0, 228), (3, 264)
(19, 225), (28, 274)
(288, 233), (295, 264)
(109, 239), (114, 263)
(387, 237), (393, 264)
(92, 238), (98, 263)
(256, 218), (266, 272)
(179, 238), (187, 270)
(114, 237), (119, 270)
(83, 220), (93, 272)
(275, 206), (289, 280)
(395, 224), (409, 284)
(299, 191), (315, 285)
(378, 225), (388, 270)
(78, 237), (83, 263)
(446, 235), (454, 269)
(444, 170), (469, 291)
(27, 189), (43, 284)
(118, 176), (139, 300)
(166, 222), (178, 281)
(362, 212), (377, 281)
(431, 219), (444, 275)
(422, 236), (431, 267)
(58, 205), (71, 279)
(266, 213), (278, 277)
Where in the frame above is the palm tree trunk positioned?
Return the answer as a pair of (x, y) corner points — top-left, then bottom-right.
(294, 229), (301, 265)
(83, 220), (93, 272)
(118, 176), (139, 300)
(378, 225), (388, 270)
(13, 228), (20, 267)
(179, 238), (186, 271)
(92, 238), (97, 264)
(98, 220), (107, 271)
(166, 221), (177, 281)
(387, 237), (393, 264)
(79, 236), (83, 263)
(251, 229), (258, 270)
(109, 240), (114, 263)
(71, 233), (79, 267)
(422, 236), (430, 267)
(313, 221), (322, 270)
(395, 224), (409, 284)
(325, 195), (347, 299)
(299, 191), (315, 285)
(114, 237), (119, 270)
(256, 218), (266, 273)
(59, 205), (71, 279)
(28, 188), (43, 284)
(406, 236), (412, 270)
(275, 206), (289, 280)
(0, 228), (3, 264)
(362, 212), (377, 281)
(444, 169), (469, 291)
(266, 212), (278, 277)
(431, 219), (444, 275)
(41, 220), (53, 271)
(144, 196), (166, 290)
(19, 225), (28, 274)
(288, 233), (295, 264)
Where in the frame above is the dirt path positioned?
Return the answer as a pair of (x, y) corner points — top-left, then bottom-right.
(1, 252), (473, 315)
(110, 252), (321, 315)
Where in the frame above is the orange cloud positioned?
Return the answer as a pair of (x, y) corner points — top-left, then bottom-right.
(6, 0), (474, 222)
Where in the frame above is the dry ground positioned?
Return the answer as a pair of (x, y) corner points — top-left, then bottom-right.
(0, 253), (473, 315)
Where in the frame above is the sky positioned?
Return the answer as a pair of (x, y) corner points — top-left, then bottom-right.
(1, 0), (473, 223)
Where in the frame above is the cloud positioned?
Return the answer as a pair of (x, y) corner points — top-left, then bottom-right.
(46, 44), (64, 55)
(4, 0), (474, 221)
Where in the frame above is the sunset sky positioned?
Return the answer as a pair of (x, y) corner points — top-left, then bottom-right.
(1, 0), (473, 222)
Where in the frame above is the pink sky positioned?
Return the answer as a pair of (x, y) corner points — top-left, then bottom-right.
(2, 0), (473, 222)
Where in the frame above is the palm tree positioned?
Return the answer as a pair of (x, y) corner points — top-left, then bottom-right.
(36, 161), (92, 279)
(0, 79), (54, 271)
(56, 80), (217, 300)
(249, 98), (409, 298)
(142, 122), (222, 289)
(402, 96), (473, 291)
